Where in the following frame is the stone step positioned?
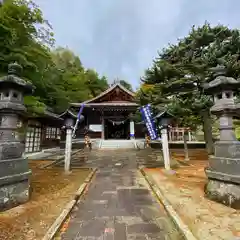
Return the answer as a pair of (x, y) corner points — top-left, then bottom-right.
(100, 140), (136, 149)
(55, 159), (86, 168)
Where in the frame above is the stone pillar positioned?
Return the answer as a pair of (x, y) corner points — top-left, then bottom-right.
(0, 63), (33, 211)
(130, 120), (135, 139)
(155, 111), (174, 172)
(203, 65), (240, 209)
(101, 117), (105, 139)
(183, 131), (189, 161)
(63, 117), (74, 173)
(169, 129), (172, 141)
(188, 131), (191, 141)
(161, 128), (171, 170)
(64, 127), (72, 173)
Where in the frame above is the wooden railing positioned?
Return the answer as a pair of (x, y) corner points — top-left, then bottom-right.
(168, 127), (196, 142)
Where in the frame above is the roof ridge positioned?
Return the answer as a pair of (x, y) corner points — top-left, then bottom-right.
(80, 82), (135, 104)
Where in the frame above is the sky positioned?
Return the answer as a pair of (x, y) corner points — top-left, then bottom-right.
(35, 0), (240, 89)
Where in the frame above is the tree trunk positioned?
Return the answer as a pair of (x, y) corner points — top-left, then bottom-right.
(202, 110), (214, 155)
(183, 131), (189, 161)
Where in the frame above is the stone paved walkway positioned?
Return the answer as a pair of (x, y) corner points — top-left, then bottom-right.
(59, 150), (183, 240)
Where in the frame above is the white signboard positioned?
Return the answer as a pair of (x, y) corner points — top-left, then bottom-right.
(89, 124), (102, 132)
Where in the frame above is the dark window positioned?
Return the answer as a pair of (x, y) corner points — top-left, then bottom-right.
(4, 92), (9, 98)
(13, 92), (18, 99)
(225, 92), (231, 99)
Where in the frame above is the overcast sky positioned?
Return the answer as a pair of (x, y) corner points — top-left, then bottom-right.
(35, 0), (240, 89)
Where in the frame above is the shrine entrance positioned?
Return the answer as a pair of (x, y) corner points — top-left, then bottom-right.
(104, 118), (130, 139)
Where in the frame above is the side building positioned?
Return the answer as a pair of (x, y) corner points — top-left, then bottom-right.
(23, 109), (63, 153)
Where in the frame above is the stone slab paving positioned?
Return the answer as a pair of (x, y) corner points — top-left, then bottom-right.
(59, 150), (183, 240)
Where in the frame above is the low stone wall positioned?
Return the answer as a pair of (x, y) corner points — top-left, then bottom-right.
(60, 141), (85, 150)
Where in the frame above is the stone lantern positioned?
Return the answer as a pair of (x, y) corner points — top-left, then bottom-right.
(59, 109), (84, 173)
(203, 65), (240, 209)
(0, 62), (33, 210)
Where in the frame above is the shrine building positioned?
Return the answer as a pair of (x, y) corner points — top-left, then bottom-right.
(71, 82), (145, 139)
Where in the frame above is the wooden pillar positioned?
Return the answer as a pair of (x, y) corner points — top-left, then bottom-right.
(130, 120), (135, 139)
(101, 113), (105, 139)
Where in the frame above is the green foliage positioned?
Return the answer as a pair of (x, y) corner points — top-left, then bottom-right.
(85, 69), (108, 98)
(24, 96), (46, 115)
(0, 1), (109, 115)
(47, 48), (108, 112)
(119, 80), (133, 91)
(0, 0), (53, 113)
(140, 23), (240, 129)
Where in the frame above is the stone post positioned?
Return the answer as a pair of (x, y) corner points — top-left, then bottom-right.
(58, 109), (80, 173)
(63, 117), (74, 173)
(130, 120), (135, 139)
(203, 65), (240, 209)
(155, 111), (174, 171)
(161, 127), (171, 170)
(0, 63), (33, 211)
(188, 131), (191, 141)
(183, 130), (189, 161)
(64, 127), (72, 173)
(101, 116), (105, 139)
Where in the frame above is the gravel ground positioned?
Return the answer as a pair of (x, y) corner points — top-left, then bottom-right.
(0, 160), (91, 240)
(145, 150), (240, 240)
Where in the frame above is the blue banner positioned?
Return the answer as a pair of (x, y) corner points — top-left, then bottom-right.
(140, 104), (158, 140)
(72, 104), (85, 138)
(77, 104), (85, 120)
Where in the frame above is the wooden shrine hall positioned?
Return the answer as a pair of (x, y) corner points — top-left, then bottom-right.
(71, 83), (145, 139)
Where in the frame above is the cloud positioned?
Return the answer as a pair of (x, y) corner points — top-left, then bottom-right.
(35, 0), (240, 89)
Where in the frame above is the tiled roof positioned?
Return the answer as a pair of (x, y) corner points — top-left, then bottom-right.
(71, 102), (138, 107)
(58, 109), (77, 118)
(71, 83), (135, 106)
(58, 109), (84, 122)
(44, 110), (63, 120)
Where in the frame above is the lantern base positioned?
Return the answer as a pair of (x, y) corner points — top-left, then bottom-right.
(204, 169), (240, 209)
(214, 141), (240, 158)
(0, 179), (30, 211)
(208, 156), (240, 183)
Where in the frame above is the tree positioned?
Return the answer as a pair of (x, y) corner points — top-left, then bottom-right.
(0, 0), (54, 115)
(0, 1), (109, 115)
(42, 48), (109, 112)
(0, 0), (54, 71)
(119, 79), (133, 91)
(85, 69), (108, 98)
(48, 48), (89, 112)
(141, 23), (240, 154)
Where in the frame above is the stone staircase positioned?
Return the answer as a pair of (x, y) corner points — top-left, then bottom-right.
(54, 149), (88, 168)
(99, 140), (136, 149)
(136, 148), (180, 168)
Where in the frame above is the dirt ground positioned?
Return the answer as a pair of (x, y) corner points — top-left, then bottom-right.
(0, 160), (91, 240)
(145, 149), (240, 240)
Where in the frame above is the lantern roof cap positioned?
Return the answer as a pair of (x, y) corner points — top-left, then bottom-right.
(0, 62), (34, 94)
(203, 76), (240, 94)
